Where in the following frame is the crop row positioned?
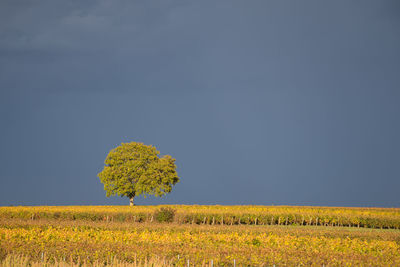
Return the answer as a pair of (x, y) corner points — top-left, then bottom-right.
(1, 205), (399, 229)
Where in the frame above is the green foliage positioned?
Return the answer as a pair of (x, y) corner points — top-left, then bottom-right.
(154, 207), (176, 223)
(252, 238), (262, 247)
(98, 142), (179, 204)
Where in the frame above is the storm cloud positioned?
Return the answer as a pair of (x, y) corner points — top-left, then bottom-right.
(1, 0), (399, 206)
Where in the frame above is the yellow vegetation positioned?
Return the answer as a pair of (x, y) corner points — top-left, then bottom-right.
(1, 205), (399, 228)
(1, 205), (400, 266)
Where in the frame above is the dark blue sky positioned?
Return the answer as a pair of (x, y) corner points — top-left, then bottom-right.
(1, 0), (399, 207)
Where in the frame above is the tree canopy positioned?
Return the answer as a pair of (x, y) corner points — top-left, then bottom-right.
(98, 142), (179, 205)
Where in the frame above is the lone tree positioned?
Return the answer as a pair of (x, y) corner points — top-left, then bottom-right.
(98, 142), (179, 206)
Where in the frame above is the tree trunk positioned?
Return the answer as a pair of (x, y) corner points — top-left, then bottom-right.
(129, 197), (135, 206)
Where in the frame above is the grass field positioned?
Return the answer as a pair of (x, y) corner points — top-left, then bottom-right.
(1, 205), (400, 266)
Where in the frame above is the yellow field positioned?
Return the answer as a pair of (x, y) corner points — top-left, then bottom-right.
(1, 205), (400, 266)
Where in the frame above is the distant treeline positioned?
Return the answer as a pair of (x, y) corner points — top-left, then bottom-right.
(1, 205), (399, 229)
